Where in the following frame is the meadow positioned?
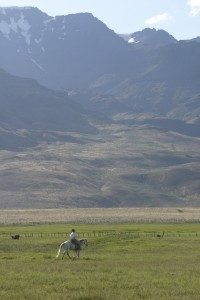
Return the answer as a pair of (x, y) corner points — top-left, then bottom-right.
(1, 222), (200, 300)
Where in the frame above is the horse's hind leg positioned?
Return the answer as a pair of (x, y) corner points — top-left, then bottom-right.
(67, 251), (71, 259)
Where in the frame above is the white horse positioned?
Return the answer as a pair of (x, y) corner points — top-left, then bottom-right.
(56, 239), (88, 259)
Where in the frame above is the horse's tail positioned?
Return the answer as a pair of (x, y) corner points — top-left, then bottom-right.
(56, 243), (64, 258)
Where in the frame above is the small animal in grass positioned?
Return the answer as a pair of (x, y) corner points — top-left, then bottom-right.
(11, 234), (20, 240)
(157, 232), (165, 238)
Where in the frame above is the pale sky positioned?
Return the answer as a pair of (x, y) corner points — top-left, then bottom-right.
(0, 0), (199, 40)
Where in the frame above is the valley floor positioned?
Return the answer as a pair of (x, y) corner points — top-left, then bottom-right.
(1, 207), (200, 224)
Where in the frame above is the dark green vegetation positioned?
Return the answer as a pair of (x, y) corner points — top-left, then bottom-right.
(1, 223), (200, 299)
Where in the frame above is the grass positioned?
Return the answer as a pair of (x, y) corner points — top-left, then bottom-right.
(1, 223), (200, 299)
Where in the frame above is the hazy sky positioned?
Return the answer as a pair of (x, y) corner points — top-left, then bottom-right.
(0, 0), (199, 39)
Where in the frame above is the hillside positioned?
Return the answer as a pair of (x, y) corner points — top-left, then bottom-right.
(0, 68), (95, 140)
(92, 43), (200, 126)
(0, 120), (200, 208)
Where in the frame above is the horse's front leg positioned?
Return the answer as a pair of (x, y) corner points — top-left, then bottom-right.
(76, 250), (80, 258)
(62, 251), (66, 260)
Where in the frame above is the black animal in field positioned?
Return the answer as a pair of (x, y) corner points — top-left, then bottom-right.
(11, 234), (20, 240)
(157, 232), (165, 238)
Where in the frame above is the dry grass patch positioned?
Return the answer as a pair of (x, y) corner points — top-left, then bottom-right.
(1, 207), (200, 224)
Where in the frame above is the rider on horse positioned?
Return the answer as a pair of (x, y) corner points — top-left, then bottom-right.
(69, 229), (80, 250)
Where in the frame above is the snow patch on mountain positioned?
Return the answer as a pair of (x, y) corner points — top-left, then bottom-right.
(128, 37), (139, 44)
(43, 18), (54, 27)
(0, 13), (31, 45)
(10, 18), (18, 32)
(35, 38), (41, 44)
(18, 14), (31, 45)
(0, 20), (10, 39)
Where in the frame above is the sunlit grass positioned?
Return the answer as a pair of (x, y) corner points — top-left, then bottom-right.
(0, 223), (200, 299)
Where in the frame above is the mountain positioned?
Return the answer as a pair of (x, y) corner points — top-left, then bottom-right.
(0, 7), (133, 89)
(91, 39), (200, 125)
(183, 36), (200, 43)
(118, 33), (131, 42)
(193, 37), (200, 43)
(0, 7), (199, 123)
(127, 28), (177, 49)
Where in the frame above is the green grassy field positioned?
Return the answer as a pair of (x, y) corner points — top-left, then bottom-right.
(1, 223), (200, 300)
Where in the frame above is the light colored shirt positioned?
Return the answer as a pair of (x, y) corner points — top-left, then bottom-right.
(70, 232), (78, 240)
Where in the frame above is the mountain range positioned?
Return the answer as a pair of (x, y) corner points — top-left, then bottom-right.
(0, 7), (199, 208)
(0, 7), (199, 122)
